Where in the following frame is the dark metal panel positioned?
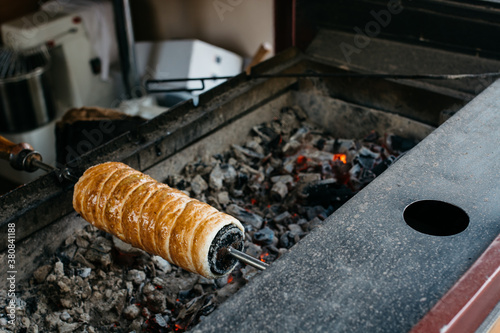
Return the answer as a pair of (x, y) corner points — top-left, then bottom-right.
(295, 0), (500, 59)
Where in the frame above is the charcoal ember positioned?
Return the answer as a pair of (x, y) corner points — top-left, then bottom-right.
(216, 280), (244, 303)
(278, 248), (289, 258)
(165, 174), (186, 188)
(303, 217), (325, 231)
(217, 191), (231, 205)
(270, 175), (294, 184)
(146, 290), (167, 313)
(175, 295), (210, 328)
(244, 243), (262, 258)
(282, 140), (302, 156)
(273, 211), (291, 224)
(155, 313), (169, 327)
(209, 163), (224, 190)
(57, 277), (72, 293)
(127, 269), (146, 285)
(209, 163), (237, 190)
(304, 206), (327, 221)
(356, 147), (379, 169)
(252, 227), (275, 245)
(190, 174), (208, 195)
(297, 173), (321, 183)
(330, 138), (357, 154)
(232, 144), (265, 159)
(303, 179), (354, 206)
(183, 162), (198, 178)
(84, 249), (112, 267)
(53, 261), (64, 277)
(91, 236), (113, 253)
(60, 311), (71, 322)
(220, 164), (237, 185)
(282, 159), (295, 173)
(252, 125), (278, 144)
(287, 224), (303, 233)
(290, 127), (311, 143)
(240, 164), (264, 181)
(234, 172), (249, 189)
(142, 283), (156, 295)
(33, 265), (52, 283)
(59, 321), (82, 333)
(303, 149), (335, 164)
(372, 155), (397, 176)
(161, 272), (199, 295)
(271, 181), (288, 201)
(199, 295), (216, 317)
(388, 134), (417, 152)
(226, 204), (263, 229)
(152, 255), (172, 273)
(262, 164), (273, 176)
(279, 231), (298, 249)
(129, 318), (144, 331)
(214, 275), (230, 288)
(151, 276), (165, 287)
(241, 266), (259, 281)
(245, 140), (265, 155)
(75, 236), (90, 248)
(123, 304), (141, 320)
(112, 236), (145, 256)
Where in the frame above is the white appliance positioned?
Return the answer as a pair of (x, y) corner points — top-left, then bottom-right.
(0, 10), (120, 184)
(135, 39), (243, 96)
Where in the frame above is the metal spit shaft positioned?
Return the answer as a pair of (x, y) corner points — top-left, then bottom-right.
(228, 247), (270, 271)
(0, 135), (79, 182)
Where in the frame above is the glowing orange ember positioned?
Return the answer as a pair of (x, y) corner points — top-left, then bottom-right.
(251, 198), (257, 205)
(333, 154), (347, 164)
(227, 275), (234, 284)
(259, 252), (269, 262)
(296, 155), (307, 164)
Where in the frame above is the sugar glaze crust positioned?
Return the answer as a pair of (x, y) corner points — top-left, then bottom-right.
(73, 162), (244, 278)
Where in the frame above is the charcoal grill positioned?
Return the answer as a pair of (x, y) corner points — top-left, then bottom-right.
(2, 5), (500, 329)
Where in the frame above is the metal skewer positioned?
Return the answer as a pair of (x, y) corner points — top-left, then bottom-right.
(227, 247), (270, 271)
(31, 159), (80, 183)
(0, 135), (79, 183)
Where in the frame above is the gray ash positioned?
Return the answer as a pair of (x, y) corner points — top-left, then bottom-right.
(1, 106), (417, 332)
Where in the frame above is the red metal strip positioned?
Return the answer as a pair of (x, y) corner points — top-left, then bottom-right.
(410, 234), (500, 333)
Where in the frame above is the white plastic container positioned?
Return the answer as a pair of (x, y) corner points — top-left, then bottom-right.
(135, 39), (243, 95)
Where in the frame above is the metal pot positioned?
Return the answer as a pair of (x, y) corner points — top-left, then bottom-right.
(0, 49), (56, 133)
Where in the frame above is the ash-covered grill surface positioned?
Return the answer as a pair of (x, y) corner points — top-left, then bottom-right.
(2, 106), (420, 332)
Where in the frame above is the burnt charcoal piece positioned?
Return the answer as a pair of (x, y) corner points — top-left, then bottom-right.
(389, 135), (417, 152)
(226, 204), (264, 229)
(372, 156), (396, 176)
(253, 125), (281, 149)
(315, 138), (326, 150)
(279, 231), (296, 249)
(303, 180), (354, 206)
(235, 173), (249, 189)
(252, 227), (275, 246)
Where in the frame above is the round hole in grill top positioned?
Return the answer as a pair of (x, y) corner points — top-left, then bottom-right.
(403, 200), (469, 236)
